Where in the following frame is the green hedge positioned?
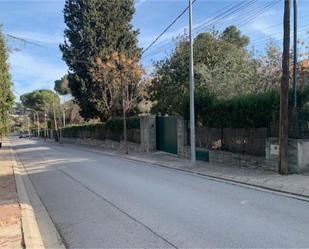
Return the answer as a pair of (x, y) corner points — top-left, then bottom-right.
(62, 116), (140, 139)
(195, 87), (309, 128)
(62, 123), (106, 139)
(206, 91), (280, 128)
(105, 116), (140, 132)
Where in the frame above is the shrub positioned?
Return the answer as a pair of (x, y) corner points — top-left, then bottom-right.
(105, 116), (140, 132)
(62, 116), (140, 139)
(202, 90), (280, 128)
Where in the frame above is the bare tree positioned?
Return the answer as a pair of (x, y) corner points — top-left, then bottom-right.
(91, 52), (146, 154)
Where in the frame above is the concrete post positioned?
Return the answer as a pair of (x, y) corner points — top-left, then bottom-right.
(177, 117), (190, 159)
(140, 115), (156, 152)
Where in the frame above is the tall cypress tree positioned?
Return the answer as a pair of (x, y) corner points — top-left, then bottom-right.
(0, 28), (14, 137)
(60, 0), (140, 120)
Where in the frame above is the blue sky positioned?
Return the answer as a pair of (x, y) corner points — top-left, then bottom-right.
(1, 0), (309, 100)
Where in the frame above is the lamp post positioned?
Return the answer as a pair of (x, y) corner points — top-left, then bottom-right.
(27, 115), (30, 137)
(44, 113), (47, 141)
(63, 108), (66, 128)
(27, 108), (40, 137)
(189, 0), (196, 164)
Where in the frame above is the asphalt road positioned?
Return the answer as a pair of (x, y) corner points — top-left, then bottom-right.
(12, 138), (309, 248)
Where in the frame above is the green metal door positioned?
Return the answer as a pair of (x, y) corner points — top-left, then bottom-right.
(156, 116), (177, 154)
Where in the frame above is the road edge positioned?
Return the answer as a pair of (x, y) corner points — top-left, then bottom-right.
(9, 139), (65, 249)
(54, 141), (309, 202)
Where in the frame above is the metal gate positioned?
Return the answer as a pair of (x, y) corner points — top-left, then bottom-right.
(156, 116), (177, 154)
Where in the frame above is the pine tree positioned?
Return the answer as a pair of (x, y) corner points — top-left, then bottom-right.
(60, 0), (140, 121)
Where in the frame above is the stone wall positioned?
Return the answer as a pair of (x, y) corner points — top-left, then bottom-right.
(62, 126), (140, 143)
(266, 137), (309, 173)
(177, 118), (191, 158)
(61, 137), (144, 152)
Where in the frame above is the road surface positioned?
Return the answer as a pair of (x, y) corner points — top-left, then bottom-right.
(12, 137), (309, 248)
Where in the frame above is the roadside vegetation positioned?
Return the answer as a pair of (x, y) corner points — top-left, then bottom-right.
(0, 27), (14, 138)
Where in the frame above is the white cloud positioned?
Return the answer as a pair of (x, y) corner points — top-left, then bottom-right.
(135, 0), (148, 8)
(251, 21), (282, 40)
(9, 51), (67, 96)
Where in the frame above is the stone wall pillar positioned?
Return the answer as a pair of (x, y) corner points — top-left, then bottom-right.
(265, 137), (309, 173)
(140, 115), (156, 152)
(177, 117), (190, 158)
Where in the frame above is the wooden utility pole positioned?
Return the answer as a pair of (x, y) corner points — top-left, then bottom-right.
(279, 0), (290, 175)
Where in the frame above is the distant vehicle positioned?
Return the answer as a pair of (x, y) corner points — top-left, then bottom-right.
(19, 133), (31, 138)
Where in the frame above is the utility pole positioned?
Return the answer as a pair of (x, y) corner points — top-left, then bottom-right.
(189, 0), (196, 164)
(293, 0), (298, 107)
(279, 0), (290, 175)
(52, 101), (59, 142)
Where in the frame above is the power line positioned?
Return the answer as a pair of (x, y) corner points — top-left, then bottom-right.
(250, 24), (309, 47)
(142, 0), (273, 60)
(237, 0), (281, 28)
(142, 0), (257, 59)
(6, 34), (45, 48)
(142, 0), (275, 60)
(242, 13), (309, 38)
(141, 0), (197, 56)
(193, 0), (258, 35)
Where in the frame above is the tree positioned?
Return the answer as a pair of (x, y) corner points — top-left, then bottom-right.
(20, 89), (60, 114)
(20, 90), (60, 140)
(0, 27), (14, 138)
(91, 52), (145, 154)
(149, 26), (254, 118)
(221, 25), (250, 47)
(60, 0), (140, 121)
(62, 100), (84, 125)
(257, 41), (282, 91)
(54, 75), (70, 95)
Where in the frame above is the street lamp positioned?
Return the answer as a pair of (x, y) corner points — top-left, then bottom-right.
(62, 107), (68, 128)
(26, 108), (40, 137)
(189, 0), (196, 164)
(44, 112), (48, 141)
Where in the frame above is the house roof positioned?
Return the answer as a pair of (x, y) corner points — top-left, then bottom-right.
(298, 59), (309, 70)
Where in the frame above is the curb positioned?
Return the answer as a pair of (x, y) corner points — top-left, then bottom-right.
(9, 139), (65, 249)
(10, 144), (45, 249)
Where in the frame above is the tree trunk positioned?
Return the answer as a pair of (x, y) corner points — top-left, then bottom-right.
(279, 0), (290, 175)
(122, 90), (128, 155)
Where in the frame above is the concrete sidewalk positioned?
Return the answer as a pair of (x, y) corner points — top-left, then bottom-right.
(128, 151), (309, 199)
(45, 138), (309, 200)
(0, 139), (23, 249)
